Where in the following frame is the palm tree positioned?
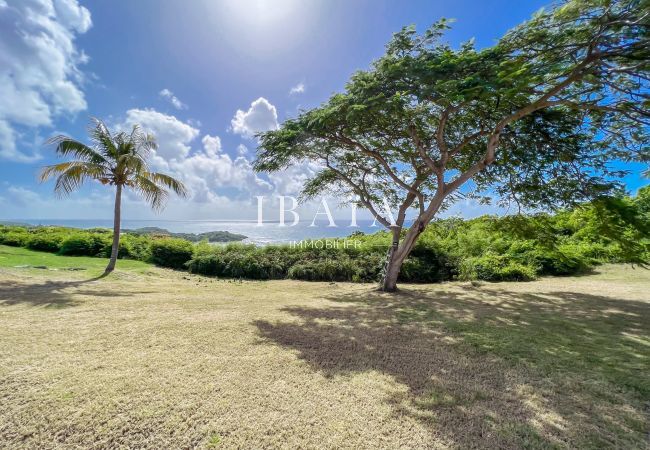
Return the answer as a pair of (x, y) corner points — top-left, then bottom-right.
(40, 118), (188, 274)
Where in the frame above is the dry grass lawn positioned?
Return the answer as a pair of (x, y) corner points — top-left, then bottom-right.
(0, 246), (648, 448)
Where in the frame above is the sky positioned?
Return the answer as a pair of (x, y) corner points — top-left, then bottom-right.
(0, 0), (647, 222)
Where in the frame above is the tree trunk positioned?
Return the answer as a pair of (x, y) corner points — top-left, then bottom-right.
(381, 249), (403, 292)
(380, 226), (411, 292)
(378, 192), (446, 292)
(104, 184), (122, 274)
(379, 218), (430, 292)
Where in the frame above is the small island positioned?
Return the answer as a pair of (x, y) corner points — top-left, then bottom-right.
(124, 226), (247, 243)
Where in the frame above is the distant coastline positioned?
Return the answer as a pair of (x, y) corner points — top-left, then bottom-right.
(0, 221), (247, 244)
(0, 219), (392, 245)
(124, 226), (247, 243)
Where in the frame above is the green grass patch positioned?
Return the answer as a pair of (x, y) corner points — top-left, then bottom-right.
(206, 433), (222, 448)
(0, 244), (151, 276)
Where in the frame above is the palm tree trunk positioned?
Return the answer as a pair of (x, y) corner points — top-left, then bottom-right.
(104, 184), (122, 274)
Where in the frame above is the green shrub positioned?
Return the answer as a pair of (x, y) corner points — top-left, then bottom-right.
(226, 253), (285, 279)
(149, 238), (194, 269)
(26, 233), (64, 253)
(188, 246), (291, 279)
(572, 241), (616, 261)
(59, 234), (109, 256)
(351, 254), (384, 282)
(527, 246), (589, 276)
(188, 245), (384, 282)
(497, 263), (537, 281)
(288, 259), (358, 281)
(0, 231), (29, 247)
(401, 242), (456, 282)
(95, 233), (151, 260)
(187, 253), (226, 277)
(109, 233), (152, 261)
(460, 254), (536, 282)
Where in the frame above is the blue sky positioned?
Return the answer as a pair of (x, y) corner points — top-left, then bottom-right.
(0, 0), (646, 221)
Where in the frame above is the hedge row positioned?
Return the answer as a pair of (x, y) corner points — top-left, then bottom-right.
(1, 188), (648, 282)
(0, 226), (154, 261)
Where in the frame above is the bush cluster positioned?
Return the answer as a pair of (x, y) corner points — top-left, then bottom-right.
(1, 188), (647, 282)
(59, 233), (110, 256)
(0, 226), (154, 262)
(150, 238), (194, 269)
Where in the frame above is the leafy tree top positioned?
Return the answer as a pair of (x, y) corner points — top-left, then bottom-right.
(256, 0), (648, 227)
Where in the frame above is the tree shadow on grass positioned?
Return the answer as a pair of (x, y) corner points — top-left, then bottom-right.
(0, 275), (150, 308)
(254, 285), (649, 448)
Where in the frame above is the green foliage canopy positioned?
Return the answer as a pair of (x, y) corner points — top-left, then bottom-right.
(256, 0), (648, 219)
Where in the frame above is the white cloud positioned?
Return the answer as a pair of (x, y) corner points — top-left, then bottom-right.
(122, 108), (199, 163)
(159, 88), (187, 110)
(231, 97), (279, 138)
(0, 121), (41, 163)
(120, 107), (315, 202)
(268, 160), (321, 195)
(50, 0), (91, 32)
(7, 104), (317, 219)
(0, 0), (91, 162)
(289, 82), (305, 95)
(7, 186), (41, 207)
(201, 134), (221, 157)
(170, 134), (273, 202)
(117, 108), (272, 205)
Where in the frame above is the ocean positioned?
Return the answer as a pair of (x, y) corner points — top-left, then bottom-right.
(6, 219), (399, 245)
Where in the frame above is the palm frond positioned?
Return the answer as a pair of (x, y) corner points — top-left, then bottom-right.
(140, 171), (189, 198)
(88, 117), (119, 160)
(39, 161), (108, 196)
(117, 152), (150, 176)
(132, 126), (158, 154)
(45, 135), (108, 165)
(42, 117), (187, 212)
(133, 174), (169, 211)
(141, 133), (158, 153)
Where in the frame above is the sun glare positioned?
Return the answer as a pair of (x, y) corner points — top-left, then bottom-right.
(201, 0), (319, 56)
(219, 0), (307, 27)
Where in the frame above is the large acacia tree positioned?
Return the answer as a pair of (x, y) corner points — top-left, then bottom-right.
(256, 0), (649, 291)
